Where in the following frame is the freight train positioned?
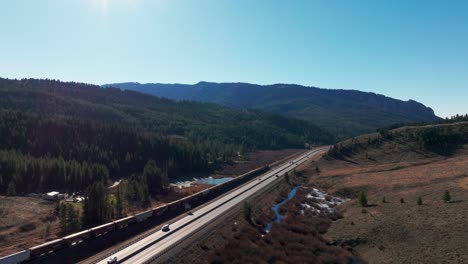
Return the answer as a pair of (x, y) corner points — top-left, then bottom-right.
(0, 166), (269, 264)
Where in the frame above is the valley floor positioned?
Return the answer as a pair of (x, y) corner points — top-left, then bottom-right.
(166, 151), (358, 264)
(0, 149), (302, 258)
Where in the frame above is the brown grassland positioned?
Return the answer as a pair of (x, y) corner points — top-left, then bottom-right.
(307, 123), (468, 263)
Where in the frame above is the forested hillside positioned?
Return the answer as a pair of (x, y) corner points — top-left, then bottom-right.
(0, 78), (334, 150)
(0, 110), (214, 194)
(107, 82), (440, 138)
(0, 78), (334, 195)
(327, 121), (468, 161)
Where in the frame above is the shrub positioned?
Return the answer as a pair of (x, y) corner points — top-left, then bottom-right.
(400, 198), (405, 204)
(42, 222), (51, 238)
(19, 223), (36, 232)
(243, 202), (252, 224)
(382, 196), (387, 203)
(358, 191), (368, 207)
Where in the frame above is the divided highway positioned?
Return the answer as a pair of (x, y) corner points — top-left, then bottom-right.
(96, 147), (328, 264)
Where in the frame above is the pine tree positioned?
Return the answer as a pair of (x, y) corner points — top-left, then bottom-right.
(443, 190), (451, 203)
(54, 200), (60, 216)
(59, 203), (68, 235)
(243, 202), (252, 224)
(67, 205), (81, 232)
(358, 191), (368, 207)
(115, 187), (124, 218)
(83, 182), (107, 227)
(141, 184), (151, 208)
(143, 160), (163, 192)
(285, 173), (290, 184)
(417, 196), (423, 205)
(44, 222), (51, 238)
(6, 181), (16, 196)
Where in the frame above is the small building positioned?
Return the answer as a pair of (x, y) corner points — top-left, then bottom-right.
(42, 191), (60, 201)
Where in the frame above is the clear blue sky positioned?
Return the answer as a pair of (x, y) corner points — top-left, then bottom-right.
(1, 0), (467, 117)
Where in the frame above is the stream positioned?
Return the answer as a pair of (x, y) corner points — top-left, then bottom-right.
(264, 185), (300, 233)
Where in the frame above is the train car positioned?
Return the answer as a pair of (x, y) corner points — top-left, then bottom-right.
(29, 238), (66, 258)
(114, 216), (136, 229)
(168, 200), (182, 210)
(63, 229), (92, 246)
(152, 205), (168, 216)
(0, 250), (31, 264)
(90, 222), (116, 237)
(201, 188), (211, 197)
(191, 192), (202, 201)
(135, 210), (153, 222)
(179, 195), (192, 204)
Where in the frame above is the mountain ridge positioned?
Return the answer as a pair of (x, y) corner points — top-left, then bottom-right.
(104, 81), (439, 138)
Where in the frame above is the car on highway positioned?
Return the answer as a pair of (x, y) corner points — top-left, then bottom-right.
(107, 256), (118, 264)
(162, 224), (170, 232)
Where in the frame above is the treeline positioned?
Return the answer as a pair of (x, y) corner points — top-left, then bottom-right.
(327, 122), (468, 160)
(0, 150), (109, 194)
(416, 126), (468, 155)
(58, 162), (168, 231)
(0, 110), (231, 194)
(379, 114), (468, 131)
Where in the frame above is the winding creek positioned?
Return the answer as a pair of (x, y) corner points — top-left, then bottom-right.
(264, 185), (301, 233)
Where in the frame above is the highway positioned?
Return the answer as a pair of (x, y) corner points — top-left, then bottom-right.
(96, 147), (328, 264)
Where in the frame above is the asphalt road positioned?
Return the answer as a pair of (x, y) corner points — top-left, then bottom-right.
(96, 147), (328, 264)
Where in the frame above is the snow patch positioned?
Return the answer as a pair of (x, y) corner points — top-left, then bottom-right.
(302, 188), (348, 216)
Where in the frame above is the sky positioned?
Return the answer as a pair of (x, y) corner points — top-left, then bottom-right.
(0, 0), (467, 117)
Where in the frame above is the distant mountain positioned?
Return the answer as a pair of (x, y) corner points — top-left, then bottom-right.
(105, 82), (440, 138)
(0, 78), (334, 150)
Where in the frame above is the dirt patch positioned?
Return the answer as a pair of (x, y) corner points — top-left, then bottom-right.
(214, 149), (304, 177)
(459, 177), (468, 190)
(0, 196), (58, 256)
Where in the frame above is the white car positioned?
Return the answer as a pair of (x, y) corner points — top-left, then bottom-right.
(162, 224), (170, 232)
(107, 256), (118, 264)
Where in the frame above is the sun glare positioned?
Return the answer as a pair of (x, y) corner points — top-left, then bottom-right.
(84, 0), (139, 16)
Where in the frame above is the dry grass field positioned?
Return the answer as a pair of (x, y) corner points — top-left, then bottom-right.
(302, 124), (468, 263)
(0, 196), (58, 256)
